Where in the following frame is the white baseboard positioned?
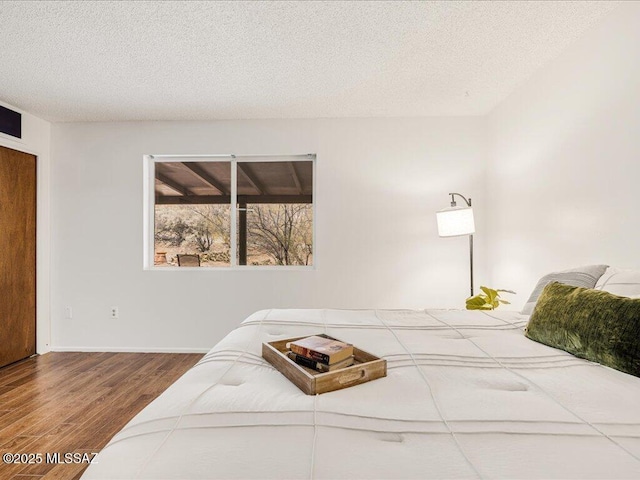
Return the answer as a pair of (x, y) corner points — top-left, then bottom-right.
(49, 346), (210, 354)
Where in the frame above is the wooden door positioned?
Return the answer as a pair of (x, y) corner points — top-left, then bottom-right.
(0, 145), (36, 368)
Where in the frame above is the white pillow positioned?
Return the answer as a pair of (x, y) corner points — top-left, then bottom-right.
(594, 267), (640, 297)
(521, 264), (608, 315)
(520, 265), (609, 315)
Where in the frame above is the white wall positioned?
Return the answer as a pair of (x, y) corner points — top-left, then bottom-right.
(50, 118), (486, 351)
(0, 101), (51, 354)
(46, 2), (640, 349)
(487, 2), (640, 308)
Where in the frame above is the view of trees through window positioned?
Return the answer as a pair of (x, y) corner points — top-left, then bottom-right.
(155, 205), (231, 266)
(245, 204), (313, 266)
(154, 203), (313, 266)
(152, 157), (314, 267)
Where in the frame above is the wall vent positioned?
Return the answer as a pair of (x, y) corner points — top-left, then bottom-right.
(0, 105), (22, 139)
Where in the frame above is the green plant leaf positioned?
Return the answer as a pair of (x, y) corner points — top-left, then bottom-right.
(466, 295), (485, 306)
(479, 286), (493, 297)
(466, 295), (485, 310)
(466, 295), (490, 310)
(480, 286), (498, 304)
(467, 286), (515, 310)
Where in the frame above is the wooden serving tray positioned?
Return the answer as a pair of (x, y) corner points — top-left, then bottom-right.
(262, 335), (387, 395)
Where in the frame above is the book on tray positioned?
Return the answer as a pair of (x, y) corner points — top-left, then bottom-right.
(286, 335), (354, 370)
(287, 351), (355, 372)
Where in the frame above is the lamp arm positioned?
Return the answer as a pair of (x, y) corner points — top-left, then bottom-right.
(449, 192), (472, 207)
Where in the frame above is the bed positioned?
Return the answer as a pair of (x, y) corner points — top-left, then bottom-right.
(82, 308), (640, 479)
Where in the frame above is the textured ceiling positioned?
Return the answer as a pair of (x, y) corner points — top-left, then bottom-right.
(0, 1), (620, 122)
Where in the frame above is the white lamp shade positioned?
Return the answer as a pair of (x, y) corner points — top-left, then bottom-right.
(436, 206), (475, 237)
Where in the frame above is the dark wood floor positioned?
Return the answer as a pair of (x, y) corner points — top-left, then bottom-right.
(0, 352), (202, 480)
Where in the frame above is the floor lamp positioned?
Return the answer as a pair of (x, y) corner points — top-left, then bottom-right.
(436, 193), (476, 297)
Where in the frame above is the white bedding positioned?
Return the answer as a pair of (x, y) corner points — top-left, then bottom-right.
(83, 309), (640, 479)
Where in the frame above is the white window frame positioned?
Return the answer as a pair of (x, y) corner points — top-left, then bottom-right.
(143, 154), (316, 271)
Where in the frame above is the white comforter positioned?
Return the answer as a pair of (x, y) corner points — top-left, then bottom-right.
(83, 309), (640, 479)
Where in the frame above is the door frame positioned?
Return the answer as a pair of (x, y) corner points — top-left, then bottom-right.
(0, 135), (51, 356)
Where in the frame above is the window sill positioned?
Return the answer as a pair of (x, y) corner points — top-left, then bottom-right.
(143, 265), (316, 272)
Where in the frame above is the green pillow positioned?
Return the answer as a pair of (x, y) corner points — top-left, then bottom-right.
(525, 282), (640, 377)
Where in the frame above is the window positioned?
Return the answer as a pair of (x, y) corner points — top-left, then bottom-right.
(144, 155), (315, 269)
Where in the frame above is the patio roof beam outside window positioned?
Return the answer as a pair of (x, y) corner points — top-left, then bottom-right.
(237, 163), (265, 195)
(181, 162), (229, 195)
(156, 172), (192, 196)
(155, 194), (312, 205)
(288, 162), (303, 195)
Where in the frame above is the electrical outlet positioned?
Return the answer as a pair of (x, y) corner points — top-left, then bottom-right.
(110, 306), (119, 319)
(65, 307), (73, 319)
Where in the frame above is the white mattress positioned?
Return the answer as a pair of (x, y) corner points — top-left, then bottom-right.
(82, 309), (640, 479)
